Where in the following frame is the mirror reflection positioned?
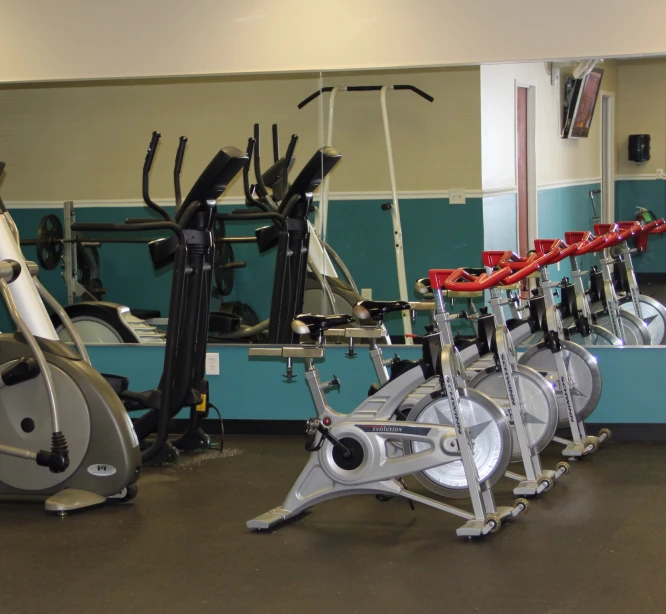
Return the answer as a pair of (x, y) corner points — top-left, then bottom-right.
(314, 58), (665, 349)
(0, 58), (665, 348)
(0, 71), (328, 344)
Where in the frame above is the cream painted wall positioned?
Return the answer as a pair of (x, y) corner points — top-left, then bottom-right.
(617, 59), (666, 176)
(0, 74), (322, 202)
(0, 67), (480, 201)
(319, 68), (481, 191)
(1, 0), (666, 83)
(481, 61), (618, 191)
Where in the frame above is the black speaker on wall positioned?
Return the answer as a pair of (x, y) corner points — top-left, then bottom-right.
(628, 134), (651, 163)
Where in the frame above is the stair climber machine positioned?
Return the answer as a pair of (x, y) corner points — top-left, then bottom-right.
(599, 221), (666, 345)
(71, 134), (248, 465)
(0, 162), (141, 513)
(494, 241), (611, 458)
(247, 304), (530, 538)
(349, 258), (568, 498)
(210, 124), (349, 344)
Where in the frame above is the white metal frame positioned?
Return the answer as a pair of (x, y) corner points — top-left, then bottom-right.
(315, 86), (416, 342)
(600, 91), (616, 224)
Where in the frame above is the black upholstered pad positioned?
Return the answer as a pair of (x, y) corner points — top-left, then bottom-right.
(355, 300), (411, 322)
(293, 313), (354, 336)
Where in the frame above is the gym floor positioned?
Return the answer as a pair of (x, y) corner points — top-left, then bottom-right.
(1, 436), (664, 614)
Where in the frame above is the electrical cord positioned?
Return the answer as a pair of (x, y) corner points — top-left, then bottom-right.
(208, 402), (224, 454)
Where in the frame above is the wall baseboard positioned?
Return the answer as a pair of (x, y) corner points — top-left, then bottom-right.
(584, 423), (666, 442)
(178, 419), (666, 441)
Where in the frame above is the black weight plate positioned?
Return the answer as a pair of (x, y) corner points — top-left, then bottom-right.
(214, 218), (226, 243)
(36, 215), (64, 270)
(214, 243), (235, 296)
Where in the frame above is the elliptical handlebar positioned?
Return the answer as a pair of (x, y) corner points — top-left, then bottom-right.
(282, 134), (299, 199)
(253, 123), (269, 199)
(142, 131), (175, 223)
(242, 138), (270, 212)
(173, 136), (188, 209)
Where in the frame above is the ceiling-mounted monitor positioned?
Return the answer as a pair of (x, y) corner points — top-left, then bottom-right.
(561, 67), (604, 139)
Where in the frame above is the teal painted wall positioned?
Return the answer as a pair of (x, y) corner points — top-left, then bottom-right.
(536, 183), (600, 281)
(615, 179), (666, 273)
(483, 193), (517, 252)
(8, 196), (484, 338)
(84, 343), (666, 424)
(325, 197), (484, 335)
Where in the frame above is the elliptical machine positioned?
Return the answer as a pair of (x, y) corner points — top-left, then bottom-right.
(0, 162), (141, 513)
(72, 134), (248, 465)
(212, 127), (346, 344)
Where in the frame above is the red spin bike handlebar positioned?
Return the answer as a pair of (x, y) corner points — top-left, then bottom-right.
(576, 232), (611, 255)
(564, 231), (609, 255)
(532, 239), (578, 263)
(480, 248), (557, 283)
(649, 218), (666, 234)
(593, 223), (637, 247)
(429, 266), (512, 292)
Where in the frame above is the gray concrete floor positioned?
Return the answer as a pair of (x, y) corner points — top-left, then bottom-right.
(0, 437), (665, 614)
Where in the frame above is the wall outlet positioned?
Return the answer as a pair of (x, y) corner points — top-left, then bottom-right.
(449, 189), (466, 205)
(657, 169), (664, 179)
(205, 352), (220, 376)
(361, 288), (373, 300)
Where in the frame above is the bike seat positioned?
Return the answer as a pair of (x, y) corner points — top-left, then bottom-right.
(292, 313), (354, 337)
(353, 300), (412, 323)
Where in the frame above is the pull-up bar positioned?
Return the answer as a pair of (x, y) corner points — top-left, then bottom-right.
(297, 84), (434, 109)
(298, 84), (434, 343)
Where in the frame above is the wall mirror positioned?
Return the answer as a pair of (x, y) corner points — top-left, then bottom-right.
(1, 56), (665, 348)
(315, 57), (666, 348)
(0, 71), (328, 342)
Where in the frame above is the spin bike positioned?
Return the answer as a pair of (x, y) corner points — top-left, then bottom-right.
(0, 163), (141, 513)
(503, 240), (611, 457)
(552, 231), (621, 346)
(355, 254), (566, 497)
(573, 224), (651, 346)
(599, 221), (666, 345)
(247, 301), (529, 537)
